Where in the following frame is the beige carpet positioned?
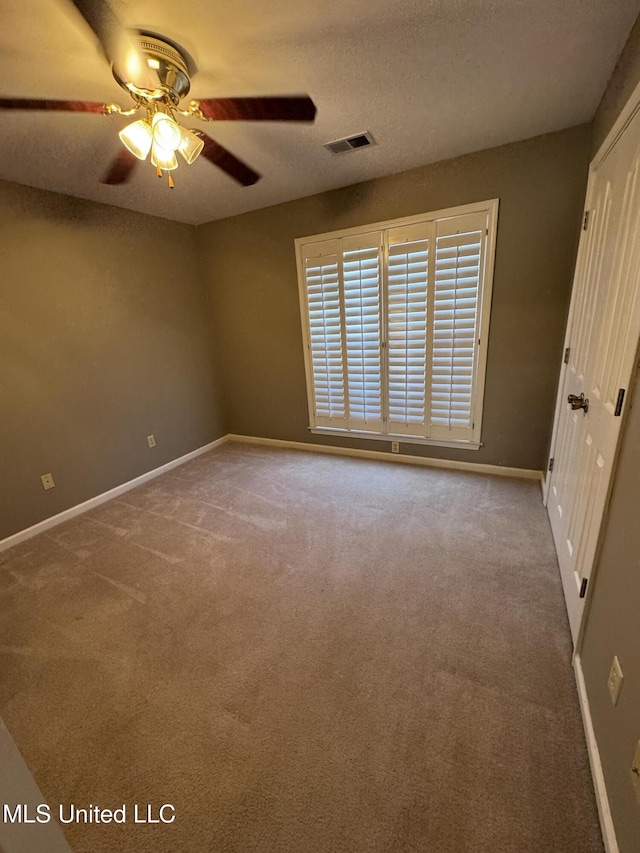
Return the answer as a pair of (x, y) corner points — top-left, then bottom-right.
(0, 444), (602, 852)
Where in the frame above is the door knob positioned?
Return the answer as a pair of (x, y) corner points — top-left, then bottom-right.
(568, 393), (589, 413)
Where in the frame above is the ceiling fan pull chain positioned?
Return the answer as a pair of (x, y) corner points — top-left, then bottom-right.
(168, 174), (175, 189)
(156, 166), (163, 178)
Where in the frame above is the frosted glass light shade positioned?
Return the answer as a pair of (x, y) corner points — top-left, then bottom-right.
(119, 119), (153, 160)
(152, 112), (182, 152)
(178, 127), (205, 164)
(151, 141), (178, 171)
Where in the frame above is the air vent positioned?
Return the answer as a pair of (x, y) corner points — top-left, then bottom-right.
(324, 132), (376, 155)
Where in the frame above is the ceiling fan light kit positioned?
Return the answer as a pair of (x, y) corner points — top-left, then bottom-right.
(178, 127), (205, 165)
(150, 141), (178, 173)
(118, 103), (205, 184)
(118, 118), (153, 160)
(0, 1), (317, 190)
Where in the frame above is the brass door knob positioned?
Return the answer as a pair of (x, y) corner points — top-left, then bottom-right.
(568, 393), (589, 413)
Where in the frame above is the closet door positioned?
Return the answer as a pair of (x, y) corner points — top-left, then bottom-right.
(547, 109), (640, 644)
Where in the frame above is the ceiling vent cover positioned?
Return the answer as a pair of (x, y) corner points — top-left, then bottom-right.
(324, 132), (376, 154)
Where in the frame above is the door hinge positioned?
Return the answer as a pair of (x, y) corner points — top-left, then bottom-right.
(579, 577), (588, 598)
(583, 210), (590, 230)
(564, 347), (570, 364)
(614, 388), (625, 417)
(548, 457), (554, 472)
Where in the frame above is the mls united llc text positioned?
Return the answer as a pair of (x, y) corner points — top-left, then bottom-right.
(3, 803), (176, 824)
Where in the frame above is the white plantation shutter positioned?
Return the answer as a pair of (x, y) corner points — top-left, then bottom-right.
(387, 223), (430, 435)
(430, 212), (487, 441)
(342, 234), (383, 431)
(303, 240), (348, 429)
(297, 201), (496, 446)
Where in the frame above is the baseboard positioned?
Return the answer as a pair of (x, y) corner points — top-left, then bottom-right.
(228, 434), (543, 481)
(574, 654), (619, 853)
(0, 435), (229, 553)
(541, 472), (549, 503)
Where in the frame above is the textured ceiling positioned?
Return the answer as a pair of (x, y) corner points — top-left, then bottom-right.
(0, 0), (638, 224)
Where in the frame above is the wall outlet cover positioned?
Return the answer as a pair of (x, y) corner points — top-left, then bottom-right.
(40, 473), (55, 491)
(391, 441), (400, 453)
(607, 655), (624, 706)
(147, 435), (156, 448)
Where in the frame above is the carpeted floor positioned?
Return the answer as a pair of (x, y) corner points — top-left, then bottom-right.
(0, 444), (603, 852)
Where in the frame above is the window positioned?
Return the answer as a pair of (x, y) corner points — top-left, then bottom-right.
(295, 199), (498, 448)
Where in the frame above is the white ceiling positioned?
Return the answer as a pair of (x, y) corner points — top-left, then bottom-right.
(0, 0), (638, 225)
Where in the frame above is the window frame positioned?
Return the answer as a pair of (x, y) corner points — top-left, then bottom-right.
(295, 198), (499, 450)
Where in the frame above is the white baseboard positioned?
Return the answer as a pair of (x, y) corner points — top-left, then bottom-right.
(574, 653), (619, 853)
(228, 434), (543, 481)
(0, 435), (229, 553)
(541, 471), (550, 504)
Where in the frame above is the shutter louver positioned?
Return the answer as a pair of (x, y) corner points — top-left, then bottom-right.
(431, 214), (486, 440)
(304, 251), (348, 428)
(342, 238), (383, 431)
(387, 237), (429, 435)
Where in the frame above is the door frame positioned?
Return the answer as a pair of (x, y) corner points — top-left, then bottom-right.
(543, 77), (640, 654)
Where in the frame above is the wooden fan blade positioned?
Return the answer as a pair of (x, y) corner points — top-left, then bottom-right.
(101, 149), (139, 185)
(199, 134), (261, 186)
(69, 0), (158, 90)
(195, 96), (316, 123)
(0, 98), (107, 113)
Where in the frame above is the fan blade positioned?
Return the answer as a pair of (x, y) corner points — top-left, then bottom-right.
(195, 96), (316, 123)
(69, 0), (158, 90)
(0, 98), (107, 113)
(199, 134), (261, 186)
(101, 149), (138, 185)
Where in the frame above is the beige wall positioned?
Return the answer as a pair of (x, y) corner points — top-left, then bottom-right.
(592, 14), (640, 155)
(0, 180), (225, 541)
(580, 17), (640, 853)
(198, 125), (591, 471)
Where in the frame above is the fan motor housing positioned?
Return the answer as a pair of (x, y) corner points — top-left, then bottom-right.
(112, 34), (191, 104)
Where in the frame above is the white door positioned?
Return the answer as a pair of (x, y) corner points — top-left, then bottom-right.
(547, 106), (640, 645)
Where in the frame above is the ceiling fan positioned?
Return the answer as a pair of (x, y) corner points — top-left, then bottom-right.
(0, 0), (317, 189)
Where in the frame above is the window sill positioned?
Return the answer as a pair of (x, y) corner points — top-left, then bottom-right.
(309, 427), (482, 451)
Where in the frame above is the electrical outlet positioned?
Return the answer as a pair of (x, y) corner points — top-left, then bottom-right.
(147, 435), (156, 448)
(391, 441), (400, 453)
(608, 656), (624, 706)
(40, 473), (55, 491)
(631, 741), (640, 804)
